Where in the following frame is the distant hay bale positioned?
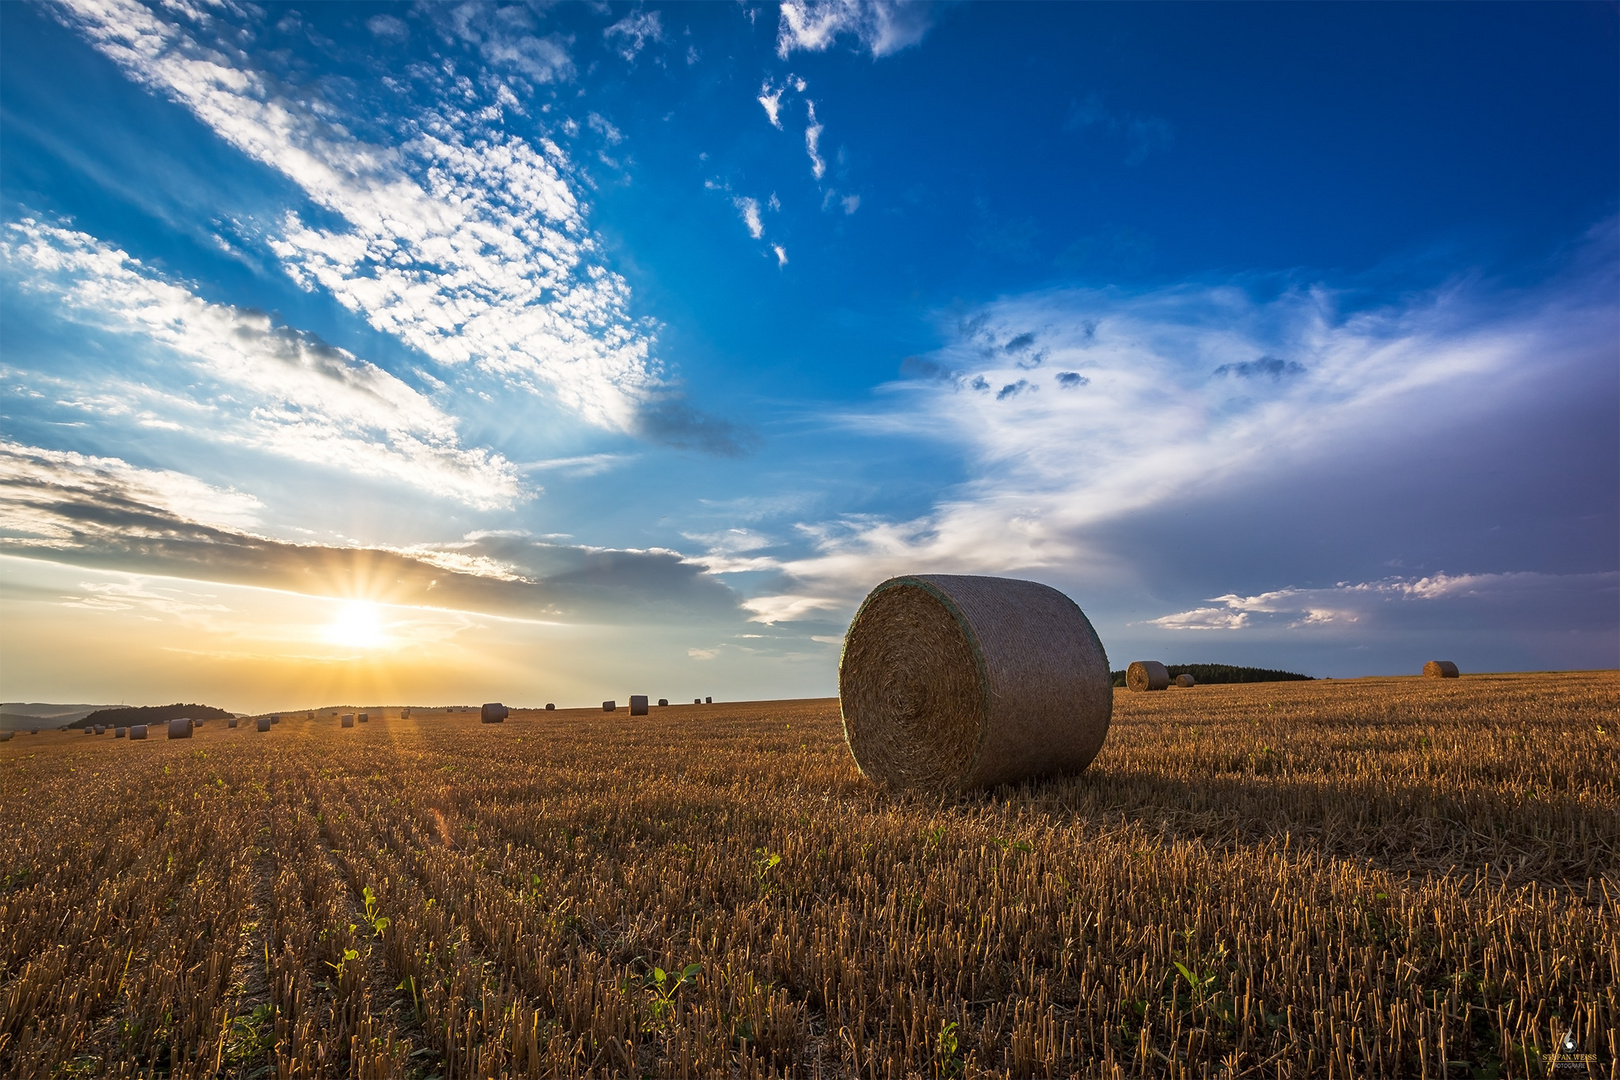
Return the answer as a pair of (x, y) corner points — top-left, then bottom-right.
(1126, 661), (1171, 692)
(630, 695), (649, 716)
(401, 708), (411, 719)
(1423, 660), (1460, 679)
(658, 698), (668, 707)
(84, 727), (93, 735)
(545, 703), (555, 710)
(694, 698), (701, 704)
(705, 696), (713, 704)
(94, 726), (105, 735)
(0, 732), (12, 743)
(167, 719), (193, 740)
(227, 718), (238, 728)
(481, 703), (509, 724)
(341, 714), (355, 728)
(129, 725), (147, 740)
(115, 727), (127, 738)
(256, 717), (271, 732)
(1175, 673), (1196, 688)
(274, 715), (283, 724)
(839, 574), (1112, 793)
(359, 712), (369, 723)
(603, 700), (616, 712)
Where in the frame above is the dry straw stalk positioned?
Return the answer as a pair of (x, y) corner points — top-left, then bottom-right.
(839, 574), (1111, 793)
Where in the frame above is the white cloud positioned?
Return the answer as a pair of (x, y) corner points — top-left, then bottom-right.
(804, 101), (826, 180)
(742, 593), (841, 624)
(758, 80), (784, 128)
(759, 258), (1617, 617)
(446, 4), (575, 83)
(734, 197), (765, 239)
(3, 219), (523, 509)
(842, 194), (861, 214)
(604, 10), (663, 61)
(587, 112), (624, 145)
(773, 244), (789, 267)
(55, 0), (661, 434)
(1147, 572), (1620, 633)
(777, 0), (941, 58)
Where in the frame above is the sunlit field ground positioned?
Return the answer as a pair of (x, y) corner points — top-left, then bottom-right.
(1, 673), (1615, 1078)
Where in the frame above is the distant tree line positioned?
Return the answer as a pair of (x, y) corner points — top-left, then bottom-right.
(1109, 663), (1314, 688)
(71, 703), (233, 728)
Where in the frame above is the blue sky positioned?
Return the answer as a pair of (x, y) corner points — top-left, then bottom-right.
(2, 0), (1615, 709)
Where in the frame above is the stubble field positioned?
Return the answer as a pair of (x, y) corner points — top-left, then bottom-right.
(0, 672), (1615, 1079)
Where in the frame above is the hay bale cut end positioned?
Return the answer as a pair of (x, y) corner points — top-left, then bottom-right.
(839, 574), (1112, 794)
(256, 717), (272, 732)
(629, 695), (649, 716)
(1174, 673), (1196, 688)
(167, 719), (193, 740)
(657, 698), (669, 707)
(341, 714), (355, 728)
(1423, 660), (1460, 679)
(129, 725), (147, 740)
(545, 703), (555, 710)
(603, 700), (616, 712)
(1126, 660), (1171, 692)
(481, 702), (509, 724)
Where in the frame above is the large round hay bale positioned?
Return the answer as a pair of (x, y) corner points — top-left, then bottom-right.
(602, 700), (616, 712)
(167, 719), (193, 740)
(657, 698), (669, 707)
(94, 726), (105, 735)
(629, 695), (649, 716)
(0, 731), (12, 743)
(115, 727), (127, 738)
(480, 702), (508, 724)
(1423, 660), (1460, 678)
(227, 718), (238, 728)
(341, 714), (354, 728)
(256, 716), (271, 732)
(129, 725), (147, 740)
(1126, 661), (1171, 692)
(84, 727), (94, 735)
(545, 703), (555, 711)
(838, 574), (1112, 793)
(1174, 673), (1195, 688)
(358, 712), (369, 723)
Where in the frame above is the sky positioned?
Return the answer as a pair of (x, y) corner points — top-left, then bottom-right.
(1, 0), (1616, 711)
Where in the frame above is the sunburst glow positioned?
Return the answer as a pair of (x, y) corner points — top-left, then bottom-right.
(328, 600), (388, 649)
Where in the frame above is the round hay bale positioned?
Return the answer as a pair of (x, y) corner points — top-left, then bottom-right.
(256, 716), (271, 732)
(227, 718), (238, 728)
(657, 698), (669, 707)
(167, 719), (193, 740)
(29, 729), (38, 735)
(341, 714), (355, 728)
(84, 727), (94, 735)
(480, 702), (508, 724)
(838, 574), (1112, 793)
(629, 695), (649, 716)
(401, 708), (411, 719)
(1125, 661), (1171, 692)
(694, 698), (701, 705)
(1174, 673), (1196, 688)
(602, 700), (616, 712)
(359, 712), (369, 723)
(129, 725), (147, 740)
(1423, 660), (1460, 679)
(115, 727), (127, 738)
(705, 696), (713, 704)
(0, 731), (12, 743)
(94, 726), (105, 735)
(545, 703), (555, 710)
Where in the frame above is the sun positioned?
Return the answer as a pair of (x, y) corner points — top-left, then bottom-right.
(327, 600), (388, 649)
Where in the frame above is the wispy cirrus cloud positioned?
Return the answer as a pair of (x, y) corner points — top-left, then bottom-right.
(777, 0), (945, 59)
(604, 9), (663, 62)
(3, 218), (523, 509)
(53, 0), (659, 434)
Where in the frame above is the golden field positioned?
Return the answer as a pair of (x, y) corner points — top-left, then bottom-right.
(0, 672), (1615, 1078)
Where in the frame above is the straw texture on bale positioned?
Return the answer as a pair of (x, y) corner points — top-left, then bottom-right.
(1175, 673), (1196, 688)
(129, 725), (147, 740)
(838, 574), (1112, 793)
(1424, 660), (1460, 679)
(480, 703), (508, 724)
(167, 719), (192, 740)
(630, 695), (649, 716)
(1126, 660), (1171, 692)
(658, 698), (669, 707)
(256, 717), (272, 732)
(341, 714), (355, 728)
(603, 701), (616, 712)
